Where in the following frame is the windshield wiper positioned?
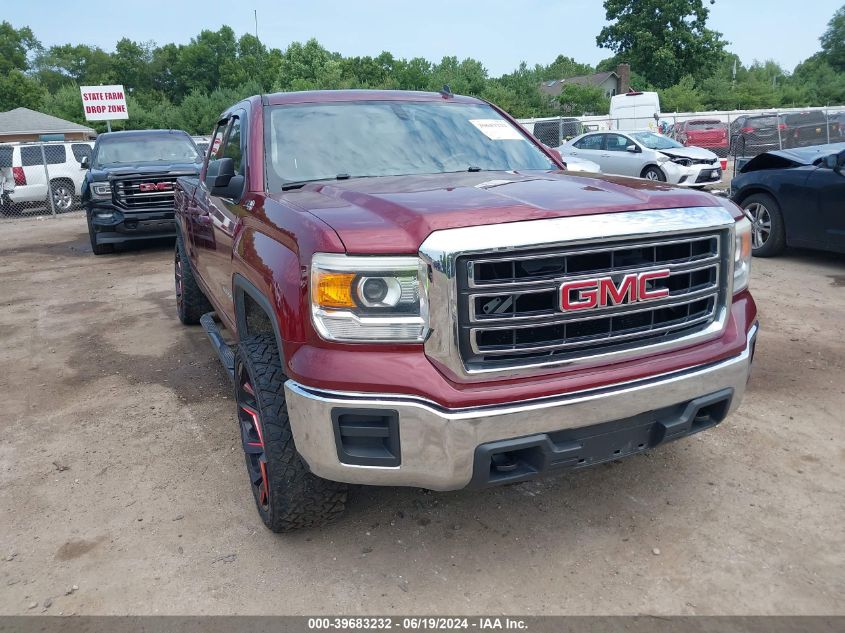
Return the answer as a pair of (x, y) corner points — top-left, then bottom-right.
(281, 173), (351, 191)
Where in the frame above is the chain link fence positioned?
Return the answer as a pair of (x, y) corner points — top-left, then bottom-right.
(0, 141), (93, 220)
(520, 106), (845, 174)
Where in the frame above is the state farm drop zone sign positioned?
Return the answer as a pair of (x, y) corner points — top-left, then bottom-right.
(80, 85), (129, 121)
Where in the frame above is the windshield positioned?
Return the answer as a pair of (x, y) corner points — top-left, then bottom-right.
(630, 131), (683, 150)
(94, 136), (200, 166)
(265, 101), (554, 189)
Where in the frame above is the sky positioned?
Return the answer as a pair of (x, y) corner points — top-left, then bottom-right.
(5, 0), (842, 76)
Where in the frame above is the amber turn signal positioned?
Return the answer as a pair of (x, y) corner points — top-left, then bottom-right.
(314, 271), (357, 308)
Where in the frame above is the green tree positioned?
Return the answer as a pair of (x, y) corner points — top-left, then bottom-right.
(486, 62), (549, 118)
(596, 0), (727, 89)
(659, 75), (704, 112)
(428, 56), (489, 96)
(0, 21), (39, 73)
(792, 54), (845, 106)
(557, 83), (609, 116)
(112, 38), (155, 93)
(394, 57), (433, 91)
(174, 27), (239, 96)
(541, 55), (594, 81)
(0, 70), (46, 110)
(34, 44), (114, 90)
(276, 39), (344, 91)
(820, 4), (845, 71)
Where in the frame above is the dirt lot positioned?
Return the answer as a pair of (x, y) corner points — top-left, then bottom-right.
(0, 215), (843, 616)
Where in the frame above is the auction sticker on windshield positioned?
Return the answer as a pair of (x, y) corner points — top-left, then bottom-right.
(469, 119), (523, 140)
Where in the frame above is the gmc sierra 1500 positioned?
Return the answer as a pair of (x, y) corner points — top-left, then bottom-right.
(84, 129), (201, 255)
(174, 90), (757, 532)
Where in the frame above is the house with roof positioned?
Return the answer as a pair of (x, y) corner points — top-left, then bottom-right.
(540, 63), (631, 100)
(0, 107), (96, 143)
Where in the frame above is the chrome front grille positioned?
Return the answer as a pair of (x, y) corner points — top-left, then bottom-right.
(114, 177), (177, 210)
(419, 207), (737, 381)
(455, 233), (726, 371)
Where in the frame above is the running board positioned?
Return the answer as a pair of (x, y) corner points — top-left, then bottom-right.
(200, 312), (235, 383)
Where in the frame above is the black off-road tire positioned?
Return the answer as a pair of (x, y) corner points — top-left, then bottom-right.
(741, 192), (786, 258)
(174, 233), (212, 324)
(235, 333), (347, 532)
(87, 214), (114, 255)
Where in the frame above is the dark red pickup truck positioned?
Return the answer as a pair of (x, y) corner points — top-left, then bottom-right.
(174, 90), (758, 532)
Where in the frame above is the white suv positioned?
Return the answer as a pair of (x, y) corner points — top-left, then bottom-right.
(0, 141), (93, 215)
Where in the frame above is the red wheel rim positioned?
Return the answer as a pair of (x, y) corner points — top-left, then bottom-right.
(236, 366), (269, 511)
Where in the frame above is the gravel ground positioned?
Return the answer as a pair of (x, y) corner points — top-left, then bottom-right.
(0, 215), (842, 615)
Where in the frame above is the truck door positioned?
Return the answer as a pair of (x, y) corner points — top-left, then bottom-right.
(192, 111), (248, 329)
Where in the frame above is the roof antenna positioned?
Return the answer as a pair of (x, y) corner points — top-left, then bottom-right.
(255, 9), (265, 101)
(439, 84), (453, 99)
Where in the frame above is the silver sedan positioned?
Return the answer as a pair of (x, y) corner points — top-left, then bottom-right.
(558, 130), (722, 187)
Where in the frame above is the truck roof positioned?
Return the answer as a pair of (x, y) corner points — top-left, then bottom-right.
(96, 129), (192, 139)
(261, 89), (484, 106)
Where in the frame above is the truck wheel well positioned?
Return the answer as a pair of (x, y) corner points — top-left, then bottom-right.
(50, 177), (75, 190)
(243, 293), (274, 337)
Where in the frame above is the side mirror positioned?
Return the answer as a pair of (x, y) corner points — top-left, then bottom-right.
(80, 156), (89, 169)
(208, 157), (244, 198)
(626, 144), (640, 153)
(548, 147), (563, 163)
(208, 157), (235, 190)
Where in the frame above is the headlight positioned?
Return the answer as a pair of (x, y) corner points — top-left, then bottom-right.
(671, 158), (692, 166)
(733, 216), (752, 293)
(310, 253), (429, 342)
(91, 182), (112, 198)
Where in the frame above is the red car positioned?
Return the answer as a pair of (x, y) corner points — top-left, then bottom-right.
(173, 90), (757, 531)
(679, 119), (729, 152)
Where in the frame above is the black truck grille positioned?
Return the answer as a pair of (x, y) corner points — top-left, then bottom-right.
(114, 177), (177, 210)
(456, 232), (727, 370)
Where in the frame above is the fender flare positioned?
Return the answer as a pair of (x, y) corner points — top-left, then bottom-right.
(232, 273), (287, 366)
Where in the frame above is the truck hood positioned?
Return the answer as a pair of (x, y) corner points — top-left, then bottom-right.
(270, 170), (720, 253)
(91, 161), (201, 180)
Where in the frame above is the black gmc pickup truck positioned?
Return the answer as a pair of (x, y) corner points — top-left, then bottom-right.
(82, 129), (202, 255)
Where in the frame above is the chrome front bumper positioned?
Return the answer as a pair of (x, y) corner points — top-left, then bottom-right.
(285, 324), (757, 491)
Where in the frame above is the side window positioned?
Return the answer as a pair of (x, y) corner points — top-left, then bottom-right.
(604, 134), (630, 152)
(203, 121), (229, 186)
(71, 144), (92, 163)
(574, 134), (603, 150)
(44, 145), (66, 165)
(222, 116), (243, 175)
(20, 146), (43, 166)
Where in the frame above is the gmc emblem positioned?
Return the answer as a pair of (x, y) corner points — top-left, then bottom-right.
(560, 270), (671, 312)
(138, 182), (172, 192)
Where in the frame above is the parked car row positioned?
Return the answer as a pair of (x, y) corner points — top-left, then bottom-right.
(666, 111), (844, 157)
